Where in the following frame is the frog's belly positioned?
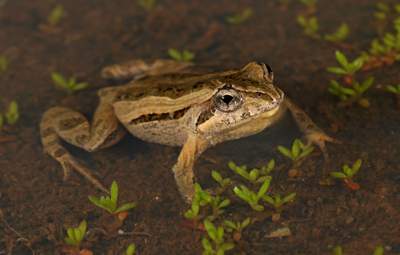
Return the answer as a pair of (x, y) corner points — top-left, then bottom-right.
(124, 120), (188, 146)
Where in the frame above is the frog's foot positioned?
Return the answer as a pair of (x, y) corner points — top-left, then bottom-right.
(40, 106), (125, 193)
(101, 59), (193, 81)
(304, 129), (339, 160)
(173, 135), (210, 203)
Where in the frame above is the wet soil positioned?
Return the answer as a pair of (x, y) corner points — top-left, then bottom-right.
(0, 0), (400, 254)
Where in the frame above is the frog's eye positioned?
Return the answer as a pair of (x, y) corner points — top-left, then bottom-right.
(213, 88), (243, 112)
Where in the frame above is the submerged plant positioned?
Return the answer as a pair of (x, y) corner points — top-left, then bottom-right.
(202, 220), (235, 255)
(233, 177), (271, 212)
(167, 48), (195, 62)
(328, 77), (374, 107)
(332, 245), (344, 255)
(64, 220), (87, 249)
(51, 72), (89, 94)
(48, 4), (65, 26)
(88, 181), (136, 221)
(297, 15), (319, 38)
(386, 84), (400, 94)
(224, 217), (251, 241)
(184, 183), (212, 221)
(327, 51), (364, 80)
(324, 23), (350, 42)
(263, 192), (296, 221)
(137, 0), (157, 11)
(125, 243), (136, 255)
(226, 7), (253, 25)
(330, 159), (362, 190)
(211, 170), (232, 191)
(0, 100), (19, 129)
(228, 160), (274, 184)
(277, 138), (314, 163)
(0, 55), (8, 73)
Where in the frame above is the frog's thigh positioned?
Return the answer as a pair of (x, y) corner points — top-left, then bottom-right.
(101, 59), (193, 80)
(284, 97), (335, 152)
(172, 135), (209, 203)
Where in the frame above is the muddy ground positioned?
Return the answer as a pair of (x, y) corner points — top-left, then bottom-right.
(0, 0), (399, 254)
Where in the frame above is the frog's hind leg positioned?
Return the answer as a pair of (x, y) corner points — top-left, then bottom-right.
(40, 105), (126, 193)
(101, 59), (193, 80)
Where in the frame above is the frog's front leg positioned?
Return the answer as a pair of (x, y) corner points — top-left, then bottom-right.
(40, 100), (126, 193)
(101, 59), (193, 80)
(284, 97), (337, 158)
(172, 134), (210, 203)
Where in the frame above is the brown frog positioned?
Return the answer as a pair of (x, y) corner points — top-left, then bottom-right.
(40, 59), (334, 202)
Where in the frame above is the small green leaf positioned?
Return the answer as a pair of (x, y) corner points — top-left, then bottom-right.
(332, 245), (343, 255)
(291, 139), (301, 159)
(277, 145), (293, 159)
(335, 50), (349, 69)
(48, 5), (65, 26)
(257, 177), (271, 198)
(115, 202), (136, 214)
(330, 171), (347, 179)
(168, 48), (182, 61)
(220, 242), (235, 251)
(373, 245), (384, 255)
(110, 181), (118, 205)
(262, 195), (275, 205)
(211, 170), (222, 183)
(125, 243), (136, 255)
(5, 100), (19, 125)
(201, 237), (213, 251)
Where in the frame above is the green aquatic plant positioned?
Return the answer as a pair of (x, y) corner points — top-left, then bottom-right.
(324, 23), (350, 42)
(263, 193), (296, 212)
(277, 138), (314, 163)
(0, 100), (19, 129)
(0, 55), (8, 73)
(328, 77), (374, 107)
(233, 177), (272, 212)
(374, 2), (391, 20)
(167, 48), (195, 62)
(48, 4), (65, 26)
(125, 243), (136, 255)
(64, 220), (87, 248)
(297, 15), (319, 39)
(226, 7), (253, 25)
(330, 159), (362, 190)
(228, 160), (275, 184)
(184, 183), (212, 221)
(202, 219), (235, 255)
(137, 0), (157, 11)
(88, 181), (136, 216)
(332, 245), (343, 255)
(373, 246), (384, 255)
(224, 217), (251, 241)
(327, 50), (364, 77)
(208, 196), (230, 221)
(211, 170), (232, 191)
(386, 84), (400, 94)
(51, 72), (89, 94)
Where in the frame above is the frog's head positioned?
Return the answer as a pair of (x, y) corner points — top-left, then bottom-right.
(197, 62), (285, 137)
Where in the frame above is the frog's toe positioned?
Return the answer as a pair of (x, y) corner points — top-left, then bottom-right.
(305, 131), (340, 160)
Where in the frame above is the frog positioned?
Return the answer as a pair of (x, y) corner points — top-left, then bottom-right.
(40, 59), (335, 202)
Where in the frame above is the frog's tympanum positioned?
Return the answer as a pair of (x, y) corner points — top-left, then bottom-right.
(40, 60), (334, 202)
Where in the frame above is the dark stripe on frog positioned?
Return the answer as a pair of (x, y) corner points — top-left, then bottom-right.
(58, 117), (87, 131)
(196, 108), (215, 126)
(129, 107), (191, 125)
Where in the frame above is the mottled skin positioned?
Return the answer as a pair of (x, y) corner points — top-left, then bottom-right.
(40, 60), (334, 202)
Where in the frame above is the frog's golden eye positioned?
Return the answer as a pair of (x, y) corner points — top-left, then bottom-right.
(213, 88), (243, 112)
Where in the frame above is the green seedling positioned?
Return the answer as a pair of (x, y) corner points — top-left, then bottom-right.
(228, 160), (274, 184)
(208, 196), (230, 221)
(167, 48), (195, 62)
(297, 15), (319, 39)
(225, 7), (253, 25)
(330, 159), (362, 190)
(328, 77), (374, 107)
(211, 170), (232, 191)
(0, 55), (8, 73)
(374, 2), (390, 20)
(64, 220), (87, 249)
(386, 84), (400, 94)
(48, 5), (65, 26)
(4, 100), (19, 125)
(299, 0), (317, 8)
(88, 181), (136, 220)
(125, 243), (136, 255)
(184, 183), (212, 221)
(233, 177), (272, 212)
(327, 50), (364, 78)
(324, 23), (350, 42)
(332, 245), (343, 255)
(263, 193), (296, 211)
(224, 217), (251, 241)
(373, 245), (384, 255)
(51, 72), (89, 94)
(138, 0), (156, 11)
(277, 139), (314, 163)
(202, 219), (235, 255)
